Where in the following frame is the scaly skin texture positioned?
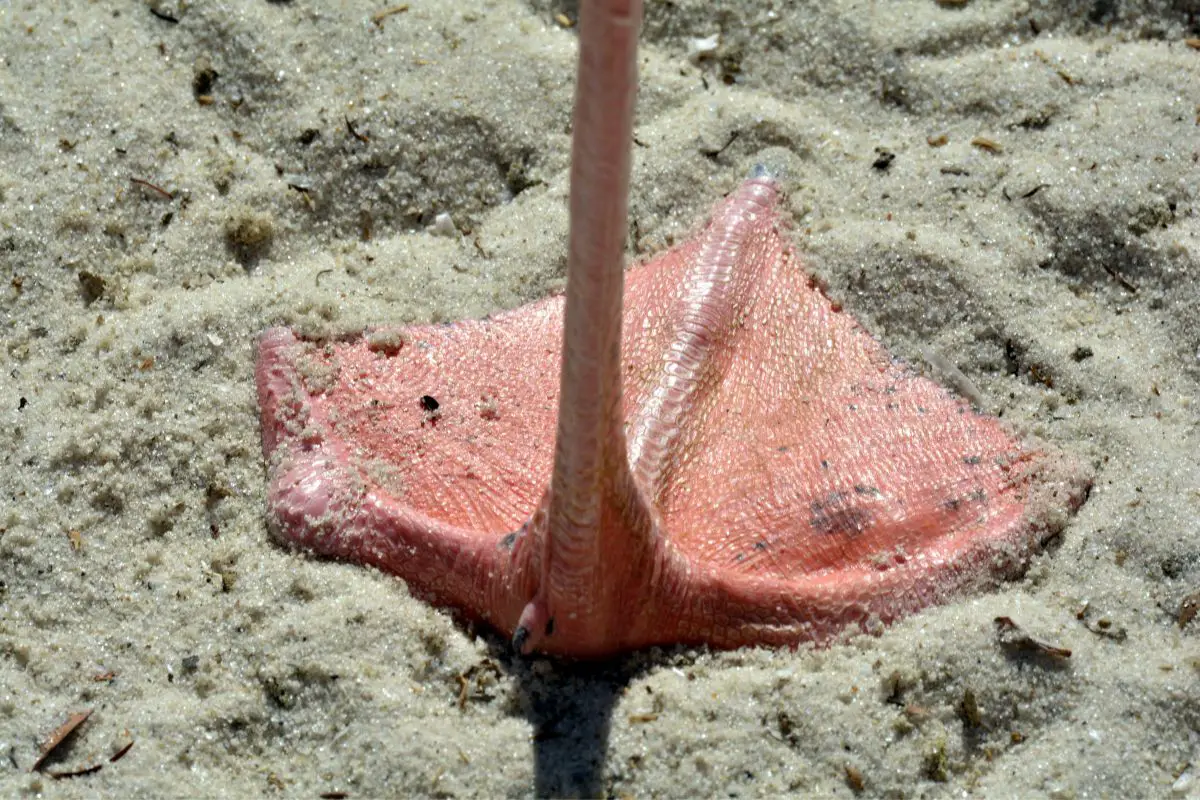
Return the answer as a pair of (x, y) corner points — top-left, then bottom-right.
(254, 0), (1089, 657)
(255, 178), (1090, 658)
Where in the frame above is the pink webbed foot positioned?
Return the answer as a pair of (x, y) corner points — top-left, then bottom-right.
(255, 176), (1090, 657)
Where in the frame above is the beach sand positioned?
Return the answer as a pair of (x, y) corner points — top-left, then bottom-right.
(1, 0), (1198, 796)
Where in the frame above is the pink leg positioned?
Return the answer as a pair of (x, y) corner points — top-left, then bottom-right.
(515, 0), (648, 653)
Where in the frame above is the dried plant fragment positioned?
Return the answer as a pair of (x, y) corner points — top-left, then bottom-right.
(994, 616), (1071, 661)
(30, 709), (92, 773)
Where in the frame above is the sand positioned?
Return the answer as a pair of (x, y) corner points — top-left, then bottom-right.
(1, 0), (1198, 797)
